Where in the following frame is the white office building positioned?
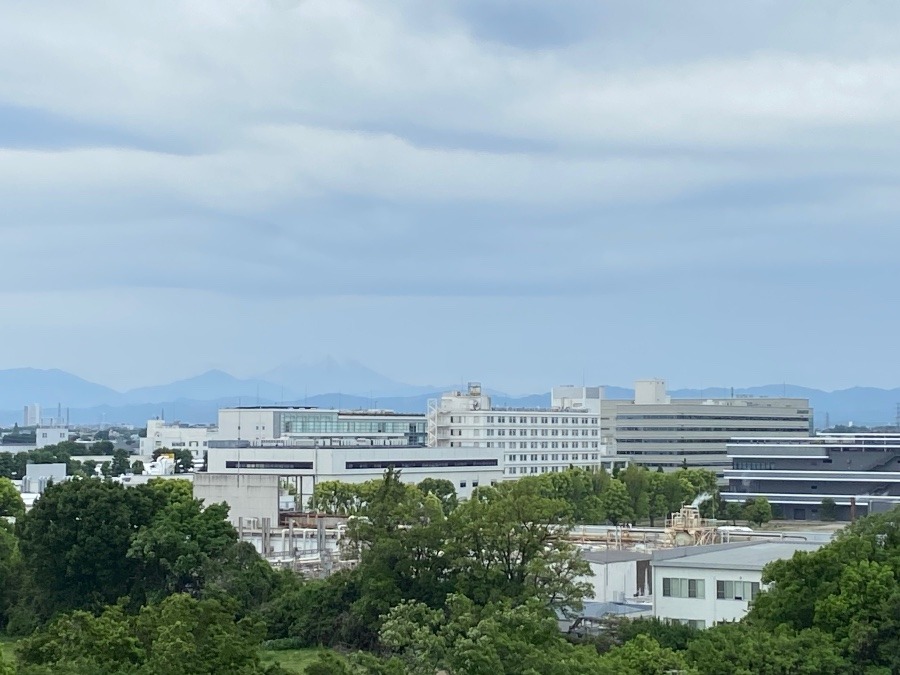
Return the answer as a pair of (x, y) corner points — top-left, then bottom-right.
(216, 407), (426, 447)
(139, 419), (213, 464)
(602, 380), (812, 474)
(428, 383), (621, 476)
(651, 541), (822, 628)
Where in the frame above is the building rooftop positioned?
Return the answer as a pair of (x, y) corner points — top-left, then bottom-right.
(652, 541), (823, 571)
(581, 549), (652, 564)
(222, 406), (420, 417)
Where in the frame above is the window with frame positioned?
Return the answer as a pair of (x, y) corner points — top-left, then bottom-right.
(716, 580), (760, 601)
(662, 577), (705, 599)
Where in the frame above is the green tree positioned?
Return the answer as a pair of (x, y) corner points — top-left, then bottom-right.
(110, 448), (132, 476)
(724, 502), (743, 526)
(685, 622), (847, 675)
(743, 497), (773, 526)
(416, 478), (458, 515)
(127, 498), (237, 600)
(620, 466), (651, 522)
(309, 480), (365, 515)
(449, 477), (590, 614)
(380, 595), (606, 675)
(0, 476), (25, 519)
(598, 480), (634, 525)
(599, 634), (694, 674)
(16, 594), (277, 675)
(820, 497), (837, 521)
(132, 459), (146, 474)
(17, 479), (150, 618)
(748, 507), (900, 672)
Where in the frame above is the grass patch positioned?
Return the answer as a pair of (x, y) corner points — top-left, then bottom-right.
(259, 647), (338, 673)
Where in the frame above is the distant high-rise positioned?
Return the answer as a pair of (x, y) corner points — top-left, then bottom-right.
(23, 403), (41, 427)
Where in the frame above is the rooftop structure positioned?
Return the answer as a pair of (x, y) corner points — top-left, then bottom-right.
(723, 432), (900, 520)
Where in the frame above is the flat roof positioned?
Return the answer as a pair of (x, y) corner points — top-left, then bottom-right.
(652, 542), (822, 571)
(221, 406), (423, 417)
(582, 549), (652, 564)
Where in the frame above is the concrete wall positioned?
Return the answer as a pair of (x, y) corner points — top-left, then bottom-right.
(193, 473), (280, 526)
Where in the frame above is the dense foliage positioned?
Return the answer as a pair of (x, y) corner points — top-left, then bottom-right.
(0, 466), (897, 674)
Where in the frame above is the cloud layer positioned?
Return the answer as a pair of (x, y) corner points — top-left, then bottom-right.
(1, 1), (899, 394)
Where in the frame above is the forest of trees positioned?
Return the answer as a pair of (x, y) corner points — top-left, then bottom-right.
(0, 466), (897, 673)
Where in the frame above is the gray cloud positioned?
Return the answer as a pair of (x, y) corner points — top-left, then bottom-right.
(1, 1), (899, 392)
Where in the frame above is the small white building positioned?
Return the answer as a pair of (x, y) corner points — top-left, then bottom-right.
(140, 419), (213, 463)
(35, 427), (69, 449)
(651, 541), (822, 629)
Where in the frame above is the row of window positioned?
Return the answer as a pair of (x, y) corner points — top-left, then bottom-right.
(617, 426), (809, 433)
(617, 415), (807, 422)
(661, 577), (760, 602)
(507, 453), (600, 462)
(733, 461), (776, 470)
(507, 466), (595, 475)
(484, 416), (598, 425)
(618, 449), (725, 456)
(485, 428), (599, 437)
(487, 441), (600, 449)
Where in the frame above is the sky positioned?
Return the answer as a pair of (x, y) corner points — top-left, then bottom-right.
(2, 0), (900, 394)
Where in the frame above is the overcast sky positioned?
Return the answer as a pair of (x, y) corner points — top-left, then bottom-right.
(2, 1), (900, 393)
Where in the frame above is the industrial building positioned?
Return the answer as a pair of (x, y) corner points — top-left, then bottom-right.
(650, 541), (822, 628)
(197, 444), (504, 525)
(601, 379), (812, 474)
(722, 433), (900, 520)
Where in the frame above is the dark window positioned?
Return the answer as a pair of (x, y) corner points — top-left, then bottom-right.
(345, 458), (498, 470)
(225, 461), (313, 470)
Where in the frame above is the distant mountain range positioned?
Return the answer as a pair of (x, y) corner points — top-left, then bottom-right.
(0, 361), (898, 428)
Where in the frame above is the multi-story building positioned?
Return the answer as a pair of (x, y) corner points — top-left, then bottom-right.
(651, 541), (822, 628)
(602, 380), (812, 474)
(140, 419), (213, 464)
(216, 407), (426, 447)
(23, 404), (41, 427)
(428, 383), (622, 475)
(722, 433), (900, 520)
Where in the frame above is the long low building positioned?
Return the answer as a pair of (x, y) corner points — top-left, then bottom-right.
(722, 433), (900, 520)
(201, 444), (504, 519)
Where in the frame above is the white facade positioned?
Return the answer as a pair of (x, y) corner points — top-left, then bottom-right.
(428, 383), (620, 477)
(206, 444), (503, 508)
(23, 404), (41, 427)
(216, 407), (426, 447)
(581, 550), (653, 604)
(140, 419), (213, 463)
(651, 542), (822, 628)
(35, 427), (68, 449)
